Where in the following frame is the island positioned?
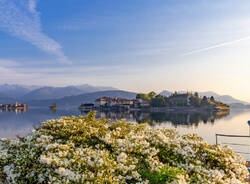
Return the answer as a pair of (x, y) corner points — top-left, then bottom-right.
(79, 92), (230, 113)
(0, 102), (28, 112)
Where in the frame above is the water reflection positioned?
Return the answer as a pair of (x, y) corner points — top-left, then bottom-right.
(0, 108), (230, 138)
(91, 110), (230, 127)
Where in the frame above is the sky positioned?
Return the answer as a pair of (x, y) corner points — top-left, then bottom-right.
(0, 0), (250, 102)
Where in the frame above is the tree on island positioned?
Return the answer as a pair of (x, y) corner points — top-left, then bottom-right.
(148, 91), (157, 99)
(135, 91), (229, 110)
(210, 96), (215, 101)
(201, 96), (209, 106)
(136, 91), (157, 101)
(194, 92), (199, 97)
(190, 94), (201, 107)
(150, 94), (166, 107)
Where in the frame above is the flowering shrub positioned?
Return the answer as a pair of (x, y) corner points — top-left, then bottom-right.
(0, 111), (248, 184)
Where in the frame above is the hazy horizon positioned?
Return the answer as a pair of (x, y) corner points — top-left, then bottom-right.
(1, 1), (250, 102)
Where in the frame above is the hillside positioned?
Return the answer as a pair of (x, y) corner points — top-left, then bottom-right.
(0, 84), (41, 98)
(22, 86), (84, 101)
(0, 84), (118, 101)
(199, 91), (248, 105)
(0, 92), (16, 104)
(22, 85), (118, 101)
(27, 90), (137, 107)
(75, 84), (117, 92)
(229, 103), (250, 109)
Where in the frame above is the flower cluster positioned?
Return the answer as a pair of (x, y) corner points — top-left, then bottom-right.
(0, 111), (248, 183)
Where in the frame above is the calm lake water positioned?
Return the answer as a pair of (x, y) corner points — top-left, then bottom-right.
(0, 108), (249, 160)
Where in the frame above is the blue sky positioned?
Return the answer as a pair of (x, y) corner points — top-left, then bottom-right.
(0, 0), (250, 101)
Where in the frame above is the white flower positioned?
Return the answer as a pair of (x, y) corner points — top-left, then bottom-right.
(117, 152), (127, 163)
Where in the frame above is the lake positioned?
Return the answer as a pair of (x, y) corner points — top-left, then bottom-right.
(0, 107), (249, 161)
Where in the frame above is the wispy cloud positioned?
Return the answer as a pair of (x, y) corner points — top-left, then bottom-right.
(0, 59), (19, 67)
(183, 36), (250, 56)
(0, 63), (143, 86)
(0, 66), (33, 82)
(0, 0), (69, 63)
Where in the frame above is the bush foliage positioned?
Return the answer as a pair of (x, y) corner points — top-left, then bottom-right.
(0, 112), (248, 184)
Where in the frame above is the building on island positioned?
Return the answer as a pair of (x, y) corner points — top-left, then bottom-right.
(79, 97), (136, 111)
(0, 102), (28, 112)
(168, 93), (192, 106)
(79, 92), (229, 112)
(95, 97), (135, 108)
(81, 97), (152, 111)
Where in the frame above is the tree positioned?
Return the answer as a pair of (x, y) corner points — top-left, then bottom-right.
(148, 91), (157, 99)
(210, 96), (215, 101)
(150, 96), (166, 107)
(136, 92), (156, 101)
(190, 96), (200, 107)
(136, 93), (143, 99)
(194, 92), (199, 97)
(155, 94), (164, 98)
(136, 93), (150, 100)
(201, 96), (208, 105)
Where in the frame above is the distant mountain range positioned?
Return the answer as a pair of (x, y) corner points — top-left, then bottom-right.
(0, 84), (40, 98)
(22, 86), (84, 101)
(27, 90), (137, 108)
(229, 103), (250, 109)
(0, 84), (117, 101)
(0, 84), (249, 108)
(0, 92), (16, 104)
(199, 91), (248, 105)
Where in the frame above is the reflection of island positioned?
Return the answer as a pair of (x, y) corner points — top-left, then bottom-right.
(140, 111), (229, 127)
(92, 110), (230, 127)
(0, 106), (230, 138)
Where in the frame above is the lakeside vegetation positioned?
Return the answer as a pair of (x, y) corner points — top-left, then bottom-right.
(0, 112), (248, 184)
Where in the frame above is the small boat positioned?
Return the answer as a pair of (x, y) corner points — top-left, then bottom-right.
(49, 103), (57, 110)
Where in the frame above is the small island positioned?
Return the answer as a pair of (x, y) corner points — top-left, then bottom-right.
(0, 102), (28, 113)
(80, 92), (230, 113)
